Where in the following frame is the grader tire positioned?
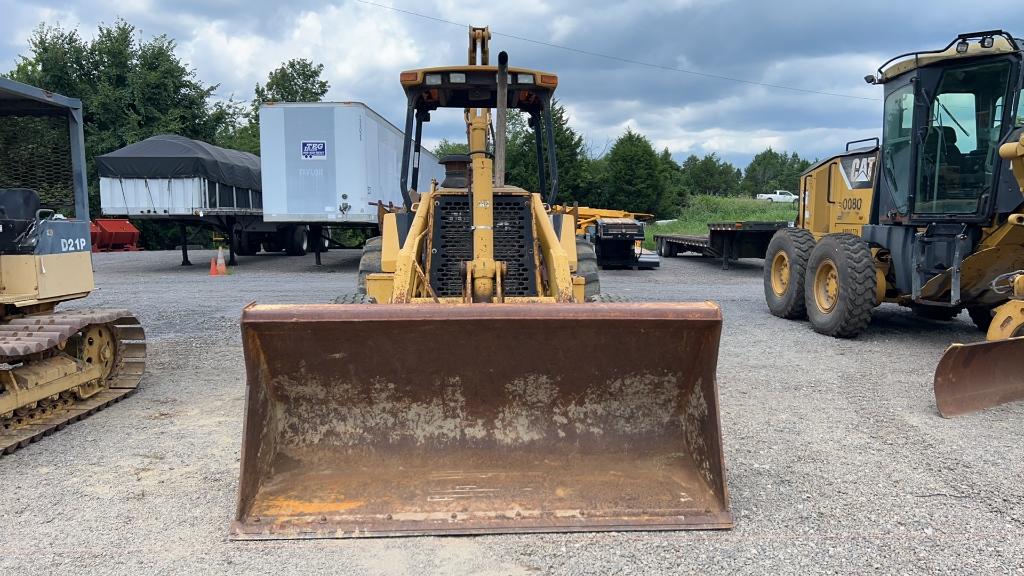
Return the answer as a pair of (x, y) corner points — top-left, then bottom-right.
(911, 305), (962, 321)
(805, 233), (877, 338)
(763, 228), (815, 319)
(357, 236), (383, 295)
(968, 305), (995, 333)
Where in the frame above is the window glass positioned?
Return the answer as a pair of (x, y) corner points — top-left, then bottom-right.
(915, 60), (1012, 215)
(881, 83), (915, 214)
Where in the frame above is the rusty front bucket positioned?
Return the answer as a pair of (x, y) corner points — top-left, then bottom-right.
(934, 337), (1024, 418)
(232, 302), (731, 538)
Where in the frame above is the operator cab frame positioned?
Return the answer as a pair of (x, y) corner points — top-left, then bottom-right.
(397, 65), (561, 207)
(869, 30), (1024, 226)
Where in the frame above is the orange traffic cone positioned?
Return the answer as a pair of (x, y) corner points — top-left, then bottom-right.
(216, 247), (228, 276)
(209, 257), (219, 276)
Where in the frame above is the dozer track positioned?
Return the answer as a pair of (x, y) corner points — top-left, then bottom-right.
(0, 309), (146, 455)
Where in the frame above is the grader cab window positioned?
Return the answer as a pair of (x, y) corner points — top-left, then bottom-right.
(914, 60), (1012, 216)
(881, 84), (915, 214)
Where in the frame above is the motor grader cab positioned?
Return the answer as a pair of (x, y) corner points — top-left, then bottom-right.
(762, 31), (1024, 415)
(0, 78), (146, 454)
(232, 27), (731, 539)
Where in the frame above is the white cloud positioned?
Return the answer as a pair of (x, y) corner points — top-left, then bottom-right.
(179, 1), (423, 101)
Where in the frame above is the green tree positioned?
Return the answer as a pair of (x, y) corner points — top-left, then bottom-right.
(741, 148), (812, 196)
(8, 19), (226, 248)
(679, 152), (742, 197)
(218, 58), (331, 155)
(252, 59), (329, 109)
(598, 128), (664, 214)
(503, 101), (592, 205)
(655, 148), (686, 218)
(433, 138), (469, 157)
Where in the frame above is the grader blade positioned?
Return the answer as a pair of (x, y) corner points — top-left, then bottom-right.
(232, 302), (731, 538)
(934, 337), (1024, 418)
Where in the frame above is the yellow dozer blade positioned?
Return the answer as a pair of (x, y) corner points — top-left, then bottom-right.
(232, 302), (731, 538)
(934, 337), (1024, 417)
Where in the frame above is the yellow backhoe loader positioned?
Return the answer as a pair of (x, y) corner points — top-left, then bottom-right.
(761, 31), (1024, 417)
(0, 78), (146, 454)
(232, 27), (731, 538)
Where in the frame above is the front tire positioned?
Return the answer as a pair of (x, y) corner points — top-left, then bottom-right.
(763, 228), (815, 319)
(576, 237), (601, 301)
(357, 236), (383, 295)
(804, 233), (877, 338)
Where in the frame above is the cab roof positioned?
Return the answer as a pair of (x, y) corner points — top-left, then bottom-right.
(873, 31), (1021, 84)
(400, 65), (558, 113)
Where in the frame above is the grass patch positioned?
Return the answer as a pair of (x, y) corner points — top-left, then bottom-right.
(645, 195), (797, 247)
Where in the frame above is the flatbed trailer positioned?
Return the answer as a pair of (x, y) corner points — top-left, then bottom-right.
(655, 221), (790, 270)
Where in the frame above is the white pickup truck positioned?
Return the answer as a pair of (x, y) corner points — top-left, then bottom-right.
(756, 190), (798, 203)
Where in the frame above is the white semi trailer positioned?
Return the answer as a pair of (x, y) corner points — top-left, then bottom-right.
(98, 101), (442, 266)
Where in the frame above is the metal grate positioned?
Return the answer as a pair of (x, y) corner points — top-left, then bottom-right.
(429, 194), (538, 298)
(430, 195), (473, 297)
(0, 114), (73, 211)
(493, 196), (536, 296)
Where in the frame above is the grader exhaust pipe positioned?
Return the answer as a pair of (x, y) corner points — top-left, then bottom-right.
(231, 302), (732, 538)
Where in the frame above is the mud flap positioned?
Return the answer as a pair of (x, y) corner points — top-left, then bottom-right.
(934, 337), (1024, 417)
(232, 302), (731, 538)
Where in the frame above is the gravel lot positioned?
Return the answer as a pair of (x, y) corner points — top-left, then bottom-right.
(1, 249), (1021, 575)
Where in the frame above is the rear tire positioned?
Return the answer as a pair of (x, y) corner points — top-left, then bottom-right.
(333, 293), (377, 304)
(285, 226), (308, 256)
(968, 305), (996, 332)
(357, 236), (383, 295)
(804, 233), (877, 338)
(763, 228), (815, 319)
(576, 237), (601, 301)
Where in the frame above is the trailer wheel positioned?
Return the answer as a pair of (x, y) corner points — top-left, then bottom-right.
(804, 233), (877, 338)
(576, 237), (601, 300)
(231, 227), (257, 256)
(262, 240), (282, 253)
(968, 305), (995, 332)
(357, 236), (383, 295)
(285, 225), (308, 256)
(763, 228), (815, 319)
(657, 239), (678, 258)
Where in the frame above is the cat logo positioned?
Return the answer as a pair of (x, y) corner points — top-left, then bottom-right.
(839, 153), (877, 190)
(851, 156), (876, 183)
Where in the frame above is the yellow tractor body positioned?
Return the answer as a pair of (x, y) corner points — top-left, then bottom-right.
(232, 26), (730, 538)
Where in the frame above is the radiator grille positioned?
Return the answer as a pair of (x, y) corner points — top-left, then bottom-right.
(429, 194), (537, 298)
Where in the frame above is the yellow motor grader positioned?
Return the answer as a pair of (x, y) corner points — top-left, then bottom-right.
(761, 31), (1024, 417)
(232, 27), (731, 538)
(0, 78), (146, 454)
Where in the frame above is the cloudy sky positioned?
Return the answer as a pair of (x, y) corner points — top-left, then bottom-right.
(3, 0), (1023, 167)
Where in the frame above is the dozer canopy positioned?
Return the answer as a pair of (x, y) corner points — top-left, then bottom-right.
(232, 302), (731, 538)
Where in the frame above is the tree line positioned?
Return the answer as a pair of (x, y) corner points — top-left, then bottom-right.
(438, 109), (812, 218)
(5, 19), (813, 236)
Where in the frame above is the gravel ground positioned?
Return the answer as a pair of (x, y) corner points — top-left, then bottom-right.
(1, 249), (1022, 575)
